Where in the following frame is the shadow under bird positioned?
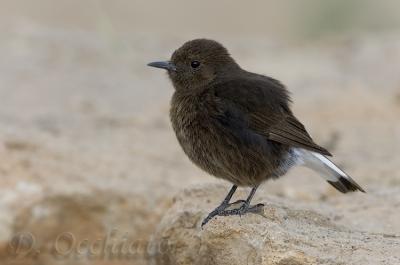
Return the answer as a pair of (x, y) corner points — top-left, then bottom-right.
(148, 39), (365, 227)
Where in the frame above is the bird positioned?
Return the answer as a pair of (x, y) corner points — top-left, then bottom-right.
(148, 39), (365, 227)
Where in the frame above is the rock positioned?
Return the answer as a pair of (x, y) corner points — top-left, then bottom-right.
(149, 184), (400, 265)
(0, 191), (167, 265)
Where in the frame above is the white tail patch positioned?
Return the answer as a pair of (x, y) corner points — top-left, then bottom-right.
(293, 148), (347, 182)
(292, 148), (365, 193)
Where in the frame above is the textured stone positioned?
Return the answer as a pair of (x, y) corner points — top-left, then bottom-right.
(149, 184), (400, 265)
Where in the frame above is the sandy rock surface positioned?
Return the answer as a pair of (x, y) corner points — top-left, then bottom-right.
(149, 184), (400, 265)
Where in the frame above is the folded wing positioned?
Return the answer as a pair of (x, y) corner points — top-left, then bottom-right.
(213, 76), (331, 156)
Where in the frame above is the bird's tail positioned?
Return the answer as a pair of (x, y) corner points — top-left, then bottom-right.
(295, 149), (365, 193)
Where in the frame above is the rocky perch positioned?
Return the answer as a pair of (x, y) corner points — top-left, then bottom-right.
(149, 184), (400, 265)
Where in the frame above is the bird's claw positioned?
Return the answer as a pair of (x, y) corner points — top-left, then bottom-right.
(201, 202), (264, 227)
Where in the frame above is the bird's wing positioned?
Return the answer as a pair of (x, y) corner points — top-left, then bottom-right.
(252, 113), (332, 156)
(213, 77), (332, 156)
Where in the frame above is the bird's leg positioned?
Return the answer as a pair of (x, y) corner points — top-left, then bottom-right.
(201, 185), (265, 227)
(219, 185), (264, 216)
(201, 185), (237, 227)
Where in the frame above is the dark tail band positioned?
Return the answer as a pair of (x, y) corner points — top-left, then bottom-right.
(327, 176), (365, 193)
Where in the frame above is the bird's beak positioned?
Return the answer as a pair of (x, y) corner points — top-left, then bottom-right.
(147, 61), (177, 71)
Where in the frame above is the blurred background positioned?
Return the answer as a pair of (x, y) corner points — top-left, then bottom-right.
(0, 1), (399, 265)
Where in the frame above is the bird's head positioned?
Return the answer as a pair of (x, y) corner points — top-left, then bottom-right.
(148, 39), (239, 90)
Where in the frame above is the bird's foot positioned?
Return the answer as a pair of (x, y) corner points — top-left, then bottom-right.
(201, 201), (240, 227)
(220, 202), (265, 216)
(201, 201), (264, 227)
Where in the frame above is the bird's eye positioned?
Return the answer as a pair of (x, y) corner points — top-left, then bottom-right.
(190, 61), (201, 69)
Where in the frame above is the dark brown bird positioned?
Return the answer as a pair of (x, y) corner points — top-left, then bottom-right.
(148, 39), (365, 227)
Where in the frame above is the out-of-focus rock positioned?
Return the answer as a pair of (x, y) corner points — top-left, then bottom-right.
(0, 191), (169, 265)
(149, 184), (400, 265)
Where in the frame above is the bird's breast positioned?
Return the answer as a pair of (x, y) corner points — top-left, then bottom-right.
(170, 92), (215, 148)
(169, 91), (225, 168)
